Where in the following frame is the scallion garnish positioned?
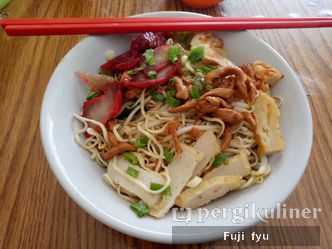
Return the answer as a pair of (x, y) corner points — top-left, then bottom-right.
(189, 46), (204, 63)
(169, 78), (176, 86)
(194, 65), (216, 75)
(186, 176), (202, 189)
(126, 166), (139, 178)
(193, 76), (205, 91)
(161, 186), (172, 196)
(134, 135), (149, 148)
(166, 90), (177, 96)
(163, 148), (175, 164)
(150, 182), (164, 191)
(122, 152), (139, 165)
(127, 64), (145, 76)
(147, 71), (157, 79)
(212, 153), (229, 168)
(168, 45), (181, 64)
(144, 49), (155, 66)
(166, 95), (181, 107)
(86, 91), (98, 100)
(130, 202), (149, 217)
(127, 69), (138, 76)
(175, 32), (193, 49)
(150, 92), (165, 102)
(191, 87), (201, 99)
(165, 90), (180, 107)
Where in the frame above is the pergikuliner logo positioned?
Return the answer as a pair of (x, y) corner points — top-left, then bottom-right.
(172, 202), (322, 224)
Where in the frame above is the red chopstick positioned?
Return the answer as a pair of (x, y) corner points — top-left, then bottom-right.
(2, 17), (332, 27)
(2, 18), (332, 36)
(2, 17), (332, 28)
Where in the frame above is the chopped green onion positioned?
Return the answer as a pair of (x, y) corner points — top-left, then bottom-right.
(163, 148), (175, 164)
(194, 65), (216, 75)
(127, 64), (145, 76)
(134, 135), (149, 148)
(130, 202), (149, 217)
(189, 47), (204, 63)
(150, 92), (165, 102)
(122, 152), (139, 165)
(166, 95), (181, 107)
(212, 153), (229, 168)
(127, 69), (138, 76)
(165, 90), (180, 107)
(137, 64), (145, 70)
(166, 90), (177, 96)
(86, 91), (98, 100)
(175, 32), (193, 49)
(150, 182), (172, 196)
(193, 76), (205, 91)
(147, 71), (157, 79)
(161, 186), (172, 196)
(169, 78), (176, 86)
(186, 176), (202, 189)
(126, 166), (139, 178)
(193, 74), (213, 95)
(144, 49), (155, 66)
(150, 182), (164, 191)
(168, 45), (181, 64)
(191, 87), (201, 100)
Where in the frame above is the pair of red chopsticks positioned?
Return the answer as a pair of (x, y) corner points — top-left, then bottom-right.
(1, 17), (332, 36)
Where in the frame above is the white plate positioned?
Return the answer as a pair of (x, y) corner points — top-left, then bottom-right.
(40, 11), (313, 244)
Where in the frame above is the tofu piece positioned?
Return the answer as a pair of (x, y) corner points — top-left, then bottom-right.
(190, 32), (234, 68)
(203, 150), (251, 180)
(253, 92), (285, 155)
(192, 130), (220, 177)
(175, 175), (242, 209)
(105, 157), (164, 206)
(149, 143), (205, 218)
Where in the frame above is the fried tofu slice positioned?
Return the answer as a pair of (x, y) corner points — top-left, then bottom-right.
(251, 61), (284, 86)
(203, 150), (251, 180)
(175, 175), (242, 209)
(149, 143), (205, 218)
(192, 130), (220, 177)
(105, 156), (164, 206)
(253, 91), (285, 155)
(190, 32), (234, 67)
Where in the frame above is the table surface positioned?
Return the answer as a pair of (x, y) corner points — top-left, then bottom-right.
(0, 0), (331, 248)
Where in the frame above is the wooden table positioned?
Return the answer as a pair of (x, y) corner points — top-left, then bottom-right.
(0, 0), (331, 248)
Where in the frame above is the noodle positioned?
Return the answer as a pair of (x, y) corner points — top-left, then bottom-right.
(176, 125), (220, 136)
(273, 95), (283, 107)
(113, 124), (129, 142)
(73, 31), (285, 217)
